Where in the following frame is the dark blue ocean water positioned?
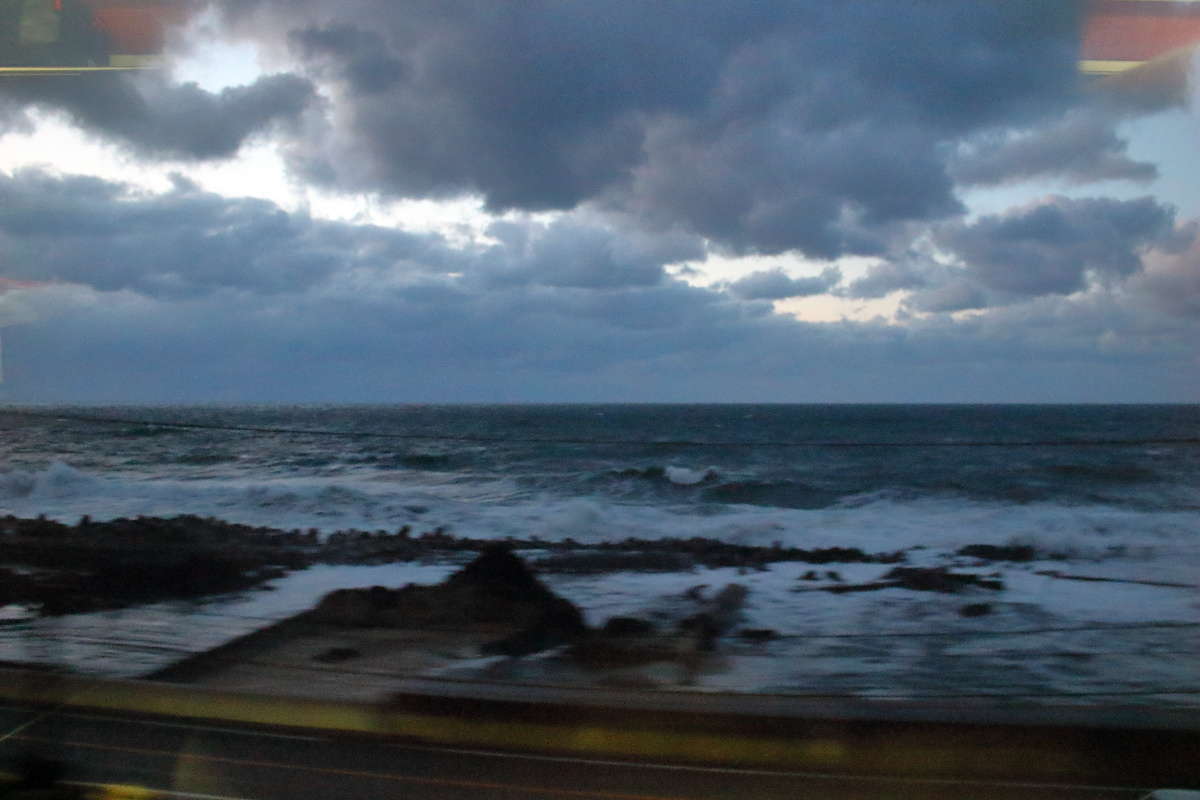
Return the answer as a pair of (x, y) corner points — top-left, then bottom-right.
(1, 404), (1197, 546)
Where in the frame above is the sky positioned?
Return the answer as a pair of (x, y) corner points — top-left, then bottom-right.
(0, 0), (1199, 403)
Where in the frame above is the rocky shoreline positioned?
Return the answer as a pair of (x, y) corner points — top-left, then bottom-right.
(0, 513), (914, 617)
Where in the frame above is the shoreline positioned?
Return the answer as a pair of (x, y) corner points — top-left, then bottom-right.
(0, 511), (913, 617)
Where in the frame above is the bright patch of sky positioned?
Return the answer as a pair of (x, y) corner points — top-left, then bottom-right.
(1122, 107), (1200, 217)
(167, 7), (263, 92)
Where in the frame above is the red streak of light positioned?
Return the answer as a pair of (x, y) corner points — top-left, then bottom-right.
(0, 278), (49, 292)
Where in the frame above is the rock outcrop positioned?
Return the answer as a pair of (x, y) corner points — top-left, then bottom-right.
(813, 566), (1006, 594)
(310, 545), (587, 656)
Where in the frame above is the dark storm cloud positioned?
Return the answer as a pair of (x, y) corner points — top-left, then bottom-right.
(220, 0), (1083, 257)
(728, 266), (841, 301)
(951, 106), (1157, 187)
(256, 0), (740, 209)
(289, 24), (407, 95)
(938, 196), (1177, 297)
(0, 70), (314, 160)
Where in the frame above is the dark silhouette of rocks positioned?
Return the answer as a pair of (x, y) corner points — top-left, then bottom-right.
(883, 567), (1005, 592)
(566, 638), (679, 669)
(0, 515), (292, 615)
(532, 551), (694, 574)
(313, 647), (361, 663)
(680, 583), (748, 651)
(602, 616), (657, 637)
(812, 566), (1005, 594)
(584, 538), (906, 569)
(565, 582), (750, 675)
(959, 603), (993, 617)
(309, 546), (588, 657)
(738, 628), (780, 642)
(0, 512), (909, 618)
(957, 544), (1037, 562)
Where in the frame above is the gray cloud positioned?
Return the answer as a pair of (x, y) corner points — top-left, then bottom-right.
(480, 217), (704, 290)
(728, 266), (841, 300)
(1, 214), (1194, 404)
(952, 106), (1157, 187)
(0, 70), (314, 161)
(906, 278), (988, 313)
(0, 168), (455, 297)
(1131, 229), (1200, 319)
(0, 169), (700, 299)
(9, 266), (1196, 404)
(218, 0), (1082, 257)
(844, 260), (928, 299)
(938, 196), (1177, 297)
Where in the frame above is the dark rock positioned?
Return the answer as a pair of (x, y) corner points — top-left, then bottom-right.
(311, 589), (377, 626)
(679, 613), (722, 651)
(533, 551), (693, 574)
(816, 567), (1006, 595)
(958, 544), (1036, 562)
(959, 603), (993, 617)
(312, 545), (588, 657)
(712, 583), (748, 615)
(313, 647), (361, 663)
(480, 608), (582, 657)
(679, 583), (748, 650)
(882, 567), (1005, 593)
(738, 628), (780, 642)
(800, 570), (820, 581)
(567, 639), (677, 668)
(602, 616), (657, 637)
(825, 571), (843, 582)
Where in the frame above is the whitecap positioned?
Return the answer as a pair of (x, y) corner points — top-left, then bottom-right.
(665, 465), (718, 485)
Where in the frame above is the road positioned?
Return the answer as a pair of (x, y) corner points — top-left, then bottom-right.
(0, 702), (1158, 800)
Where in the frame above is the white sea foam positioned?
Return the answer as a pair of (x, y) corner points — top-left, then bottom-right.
(0, 461), (98, 501)
(2, 463), (1198, 564)
(664, 465), (718, 485)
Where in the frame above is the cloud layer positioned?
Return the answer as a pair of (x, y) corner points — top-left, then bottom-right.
(1, 1), (1197, 402)
(216, 0), (1086, 258)
(0, 168), (1194, 402)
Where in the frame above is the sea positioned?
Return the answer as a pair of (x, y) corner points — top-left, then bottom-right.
(1, 403), (1198, 700)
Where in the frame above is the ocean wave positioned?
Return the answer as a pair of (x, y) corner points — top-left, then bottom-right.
(175, 449), (238, 466)
(345, 451), (464, 471)
(601, 464), (719, 487)
(0, 461), (98, 500)
(665, 465), (719, 485)
(702, 480), (842, 509)
(0, 459), (1196, 580)
(1044, 463), (1160, 485)
(113, 425), (181, 438)
(0, 463), (428, 532)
